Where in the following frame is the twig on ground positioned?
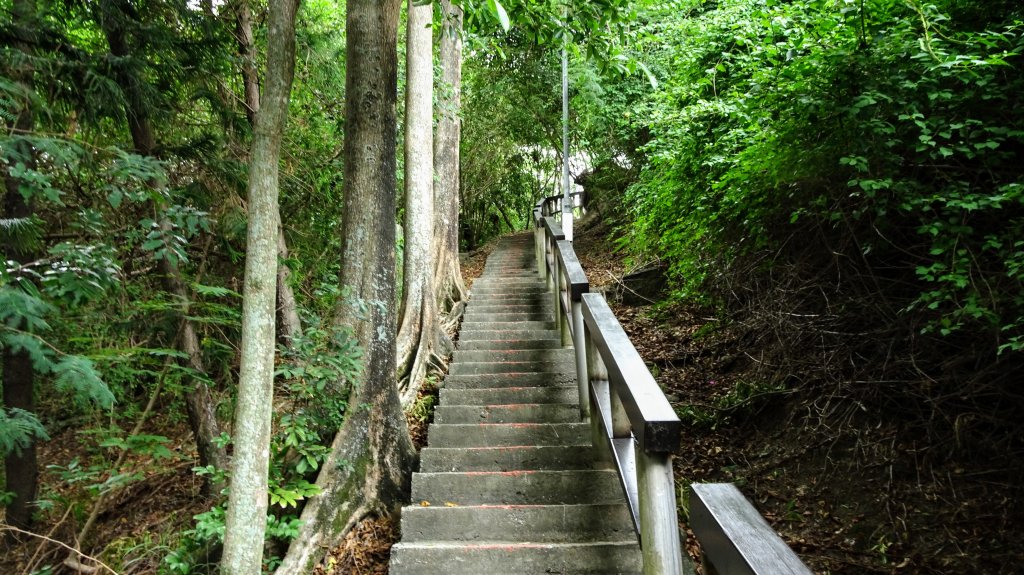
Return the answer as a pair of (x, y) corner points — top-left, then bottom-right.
(1, 524), (121, 575)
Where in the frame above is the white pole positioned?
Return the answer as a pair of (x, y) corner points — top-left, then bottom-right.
(561, 12), (573, 242)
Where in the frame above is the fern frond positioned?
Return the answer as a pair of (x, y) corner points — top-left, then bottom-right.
(0, 216), (42, 254)
(0, 332), (55, 372)
(52, 355), (115, 409)
(0, 286), (53, 332)
(0, 407), (49, 457)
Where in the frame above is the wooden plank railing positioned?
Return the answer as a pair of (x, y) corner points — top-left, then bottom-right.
(532, 194), (812, 575)
(690, 484), (813, 575)
(534, 194), (683, 575)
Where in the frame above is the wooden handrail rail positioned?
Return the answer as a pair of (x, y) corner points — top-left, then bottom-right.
(581, 293), (681, 454)
(530, 210), (812, 575)
(690, 484), (813, 575)
(533, 215), (684, 575)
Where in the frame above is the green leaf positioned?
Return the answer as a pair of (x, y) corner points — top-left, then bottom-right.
(637, 61), (659, 89)
(487, 0), (511, 32)
(52, 355), (115, 409)
(0, 332), (54, 372)
(191, 283), (242, 299)
(0, 408), (49, 457)
(107, 189), (123, 209)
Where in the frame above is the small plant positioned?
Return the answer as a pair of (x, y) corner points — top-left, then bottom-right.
(872, 534), (892, 565)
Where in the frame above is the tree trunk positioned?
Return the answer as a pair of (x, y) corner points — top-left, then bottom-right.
(432, 0), (467, 316)
(277, 227), (303, 344)
(234, 0), (260, 127)
(2, 0), (39, 533)
(275, 1), (416, 571)
(396, 0), (447, 405)
(233, 0), (304, 348)
(221, 0), (299, 572)
(98, 0), (228, 487)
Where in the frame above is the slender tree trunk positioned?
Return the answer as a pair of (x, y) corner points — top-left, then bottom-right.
(2, 0), (39, 533)
(276, 1), (416, 570)
(221, 0), (300, 572)
(276, 227), (303, 343)
(432, 0), (467, 316)
(235, 0), (260, 127)
(234, 0), (304, 347)
(396, 0), (446, 404)
(97, 0), (228, 487)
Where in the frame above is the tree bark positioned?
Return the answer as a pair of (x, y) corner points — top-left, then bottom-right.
(275, 0), (416, 571)
(396, 0), (447, 405)
(97, 0), (228, 487)
(432, 0), (467, 317)
(276, 227), (303, 344)
(221, 0), (300, 572)
(2, 0), (39, 533)
(234, 0), (261, 127)
(233, 0), (304, 347)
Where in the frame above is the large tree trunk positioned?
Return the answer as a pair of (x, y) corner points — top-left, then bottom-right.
(97, 0), (228, 486)
(275, 0), (416, 571)
(396, 0), (447, 404)
(2, 0), (39, 533)
(233, 0), (304, 347)
(432, 0), (467, 320)
(221, 0), (300, 572)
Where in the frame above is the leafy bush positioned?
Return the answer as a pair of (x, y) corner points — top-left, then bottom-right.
(615, 0), (1024, 355)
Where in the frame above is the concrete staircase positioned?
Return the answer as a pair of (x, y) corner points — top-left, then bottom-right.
(390, 233), (642, 574)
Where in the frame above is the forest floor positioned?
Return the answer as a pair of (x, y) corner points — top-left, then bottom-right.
(567, 215), (1024, 575)
(4, 225), (1020, 575)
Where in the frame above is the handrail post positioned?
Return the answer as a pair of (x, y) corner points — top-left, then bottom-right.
(545, 227), (555, 294)
(572, 298), (588, 421)
(638, 450), (685, 575)
(585, 331), (609, 457)
(552, 251), (567, 345)
(558, 275), (571, 347)
(534, 211), (545, 281)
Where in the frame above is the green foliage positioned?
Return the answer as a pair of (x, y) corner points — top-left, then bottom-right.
(0, 408), (49, 457)
(598, 0), (1024, 355)
(269, 322), (361, 498)
(0, 281), (114, 458)
(51, 355), (115, 409)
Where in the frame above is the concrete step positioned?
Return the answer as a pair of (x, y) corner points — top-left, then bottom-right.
(433, 403), (579, 424)
(426, 422), (587, 447)
(462, 312), (553, 322)
(452, 348), (573, 363)
(444, 372), (575, 388)
(398, 503), (636, 543)
(460, 320), (557, 333)
(455, 336), (563, 350)
(411, 469), (625, 505)
(475, 274), (544, 280)
(471, 284), (552, 292)
(466, 302), (552, 311)
(466, 304), (552, 314)
(389, 541), (642, 575)
(419, 445), (606, 472)
(480, 270), (536, 276)
(447, 359), (574, 376)
(472, 283), (546, 291)
(440, 385), (579, 405)
(471, 289), (547, 296)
